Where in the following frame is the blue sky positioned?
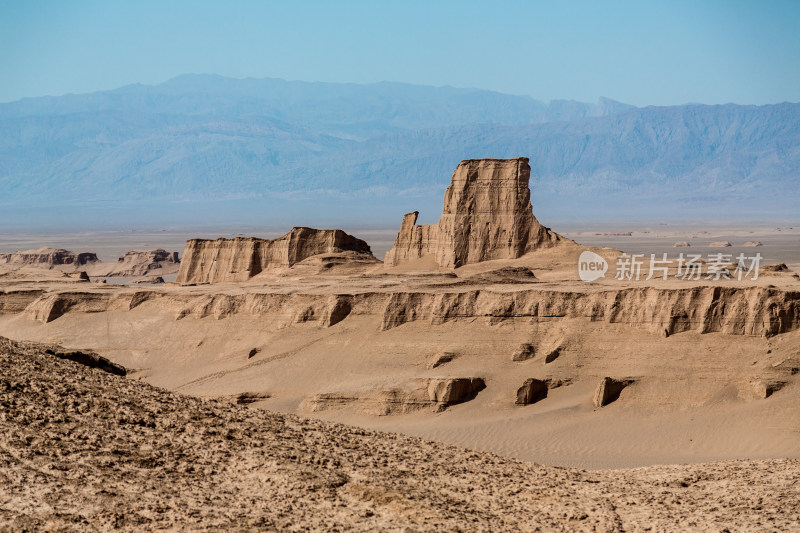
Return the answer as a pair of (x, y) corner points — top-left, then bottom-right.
(1, 0), (798, 105)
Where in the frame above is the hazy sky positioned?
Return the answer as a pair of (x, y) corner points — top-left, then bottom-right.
(1, 0), (798, 105)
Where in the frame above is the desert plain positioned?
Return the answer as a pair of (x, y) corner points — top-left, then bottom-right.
(1, 158), (799, 531)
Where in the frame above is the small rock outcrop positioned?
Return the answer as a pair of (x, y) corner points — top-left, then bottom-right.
(762, 263), (790, 273)
(427, 351), (458, 369)
(176, 227), (375, 284)
(746, 379), (785, 399)
(673, 242), (690, 247)
(743, 241), (763, 247)
(709, 241), (732, 247)
(0, 247), (99, 269)
(592, 377), (635, 407)
(302, 377), (486, 415)
(464, 267), (537, 284)
(385, 158), (564, 269)
(544, 347), (561, 364)
(516, 378), (549, 405)
(131, 275), (165, 284)
(511, 343), (536, 362)
(233, 392), (271, 405)
(426, 378), (485, 410)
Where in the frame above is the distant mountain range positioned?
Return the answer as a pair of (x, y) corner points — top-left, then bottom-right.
(1, 74), (797, 228)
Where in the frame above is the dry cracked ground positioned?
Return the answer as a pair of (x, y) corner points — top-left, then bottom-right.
(1, 337), (798, 532)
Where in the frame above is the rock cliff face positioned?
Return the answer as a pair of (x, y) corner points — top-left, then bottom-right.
(385, 158), (563, 268)
(8, 285), (798, 339)
(378, 286), (800, 337)
(176, 227), (374, 284)
(0, 247), (99, 269)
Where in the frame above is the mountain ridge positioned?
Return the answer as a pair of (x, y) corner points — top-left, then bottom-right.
(1, 75), (797, 225)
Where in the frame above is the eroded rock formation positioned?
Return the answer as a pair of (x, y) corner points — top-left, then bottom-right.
(131, 276), (165, 285)
(427, 378), (485, 408)
(43, 347), (127, 376)
(378, 286), (800, 337)
(544, 347), (561, 364)
(593, 377), (635, 407)
(741, 379), (785, 400)
(9, 285), (799, 339)
(516, 378), (549, 405)
(464, 266), (537, 284)
(0, 247), (182, 278)
(385, 158), (563, 268)
(301, 377), (486, 415)
(176, 227), (374, 284)
(512, 343), (536, 361)
(427, 351), (458, 369)
(94, 249), (180, 277)
(762, 263), (790, 273)
(0, 247), (99, 269)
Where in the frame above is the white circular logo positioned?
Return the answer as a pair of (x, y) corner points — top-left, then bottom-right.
(578, 251), (608, 282)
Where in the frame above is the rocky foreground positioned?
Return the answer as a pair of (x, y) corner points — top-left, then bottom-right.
(1, 337), (798, 532)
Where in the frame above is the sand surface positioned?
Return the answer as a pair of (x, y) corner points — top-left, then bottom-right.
(2, 337), (799, 532)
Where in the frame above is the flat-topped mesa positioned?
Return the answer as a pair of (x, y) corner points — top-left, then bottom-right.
(385, 158), (564, 269)
(176, 227), (374, 284)
(0, 247), (99, 269)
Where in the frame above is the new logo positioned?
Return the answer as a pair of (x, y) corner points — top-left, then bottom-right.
(578, 251), (608, 282)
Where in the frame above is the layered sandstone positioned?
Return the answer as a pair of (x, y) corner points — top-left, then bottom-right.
(9, 283), (799, 340)
(385, 158), (564, 268)
(378, 286), (800, 336)
(0, 247), (99, 269)
(176, 227), (375, 284)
